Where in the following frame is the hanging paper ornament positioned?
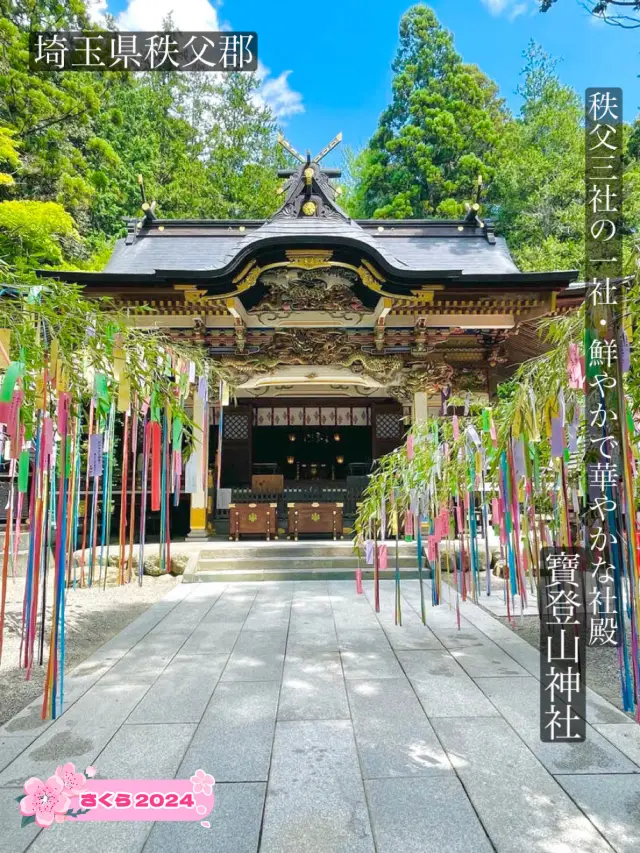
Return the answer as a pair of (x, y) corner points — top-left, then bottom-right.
(407, 434), (414, 460)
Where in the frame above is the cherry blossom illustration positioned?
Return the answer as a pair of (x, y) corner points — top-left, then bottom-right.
(190, 769), (215, 796)
(19, 776), (70, 828)
(55, 762), (87, 795)
(17, 762), (95, 828)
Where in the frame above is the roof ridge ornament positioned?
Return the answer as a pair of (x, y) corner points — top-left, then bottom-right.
(271, 132), (348, 222)
(277, 132), (343, 166)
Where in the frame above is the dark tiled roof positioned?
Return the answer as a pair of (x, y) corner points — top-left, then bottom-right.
(105, 217), (519, 277)
(105, 234), (243, 274)
(373, 235), (518, 275)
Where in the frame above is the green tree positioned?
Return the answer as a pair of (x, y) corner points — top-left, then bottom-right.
(488, 44), (585, 272)
(0, 2), (116, 223)
(489, 42), (640, 274)
(0, 0), (287, 272)
(346, 4), (507, 219)
(0, 199), (78, 267)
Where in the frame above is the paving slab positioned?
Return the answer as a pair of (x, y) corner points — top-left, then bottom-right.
(143, 782), (266, 853)
(127, 653), (230, 724)
(179, 621), (244, 655)
(0, 736), (34, 773)
(288, 616), (336, 636)
(286, 629), (338, 649)
(242, 597), (291, 632)
(447, 644), (530, 677)
(340, 646), (405, 680)
(396, 649), (467, 678)
(557, 775), (640, 853)
(586, 688), (634, 725)
(28, 818), (153, 853)
(432, 716), (616, 853)
(0, 786), (41, 852)
(366, 776), (493, 853)
(48, 678), (150, 727)
(409, 673), (500, 717)
(594, 723), (640, 766)
(3, 576), (638, 853)
(221, 630), (286, 681)
(104, 631), (184, 681)
(95, 723), (196, 778)
(204, 588), (258, 622)
(259, 719), (375, 853)
(336, 627), (392, 651)
(179, 680), (279, 782)
(380, 623), (445, 650)
(284, 648), (343, 678)
(347, 678), (451, 778)
(0, 701), (56, 740)
(483, 635), (540, 676)
(278, 672), (350, 721)
(476, 676), (639, 775)
(0, 721), (117, 787)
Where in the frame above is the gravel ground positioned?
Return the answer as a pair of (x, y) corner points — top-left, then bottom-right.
(0, 560), (178, 726)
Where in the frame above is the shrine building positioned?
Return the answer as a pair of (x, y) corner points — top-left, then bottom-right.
(40, 135), (579, 540)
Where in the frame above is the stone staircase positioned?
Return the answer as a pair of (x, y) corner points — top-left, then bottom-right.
(186, 540), (428, 583)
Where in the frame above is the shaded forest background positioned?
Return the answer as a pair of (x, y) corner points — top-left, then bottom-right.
(1, 1), (639, 278)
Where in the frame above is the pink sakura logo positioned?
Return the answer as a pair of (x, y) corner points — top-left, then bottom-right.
(190, 769), (214, 797)
(17, 763), (96, 829)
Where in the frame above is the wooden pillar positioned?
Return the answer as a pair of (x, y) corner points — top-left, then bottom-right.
(412, 391), (429, 425)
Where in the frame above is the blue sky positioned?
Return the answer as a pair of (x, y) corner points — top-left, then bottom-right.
(97, 0), (639, 167)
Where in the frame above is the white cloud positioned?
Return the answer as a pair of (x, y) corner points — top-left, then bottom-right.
(99, 0), (304, 119)
(116, 0), (220, 31)
(481, 0), (532, 19)
(86, 0), (109, 23)
(255, 65), (304, 120)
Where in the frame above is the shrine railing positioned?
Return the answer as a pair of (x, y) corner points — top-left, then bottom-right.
(214, 484), (363, 520)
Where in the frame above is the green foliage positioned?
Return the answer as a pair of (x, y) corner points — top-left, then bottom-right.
(0, 126), (20, 186)
(92, 71), (284, 234)
(0, 199), (77, 265)
(1, 273), (218, 433)
(487, 43), (584, 273)
(0, 0), (286, 272)
(346, 5), (507, 219)
(488, 43), (640, 275)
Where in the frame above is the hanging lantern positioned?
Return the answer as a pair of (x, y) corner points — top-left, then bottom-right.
(334, 433), (341, 442)
(336, 455), (344, 465)
(289, 433), (296, 442)
(287, 456), (295, 465)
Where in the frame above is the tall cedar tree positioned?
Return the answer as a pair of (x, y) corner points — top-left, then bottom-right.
(348, 5), (507, 219)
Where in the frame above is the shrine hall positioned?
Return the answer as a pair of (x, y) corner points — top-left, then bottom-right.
(39, 135), (579, 540)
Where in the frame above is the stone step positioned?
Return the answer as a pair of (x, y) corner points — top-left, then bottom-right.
(199, 543), (419, 561)
(196, 557), (419, 572)
(190, 539), (424, 583)
(185, 567), (429, 583)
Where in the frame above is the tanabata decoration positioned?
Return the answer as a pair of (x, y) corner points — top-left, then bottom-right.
(355, 306), (640, 721)
(0, 283), (216, 720)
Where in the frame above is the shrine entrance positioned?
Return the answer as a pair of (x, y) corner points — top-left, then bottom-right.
(211, 397), (406, 539)
(252, 423), (371, 483)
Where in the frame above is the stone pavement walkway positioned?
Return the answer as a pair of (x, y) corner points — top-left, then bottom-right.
(2, 579), (640, 853)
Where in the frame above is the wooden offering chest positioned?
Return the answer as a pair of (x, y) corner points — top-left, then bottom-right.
(229, 503), (278, 541)
(287, 502), (343, 540)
